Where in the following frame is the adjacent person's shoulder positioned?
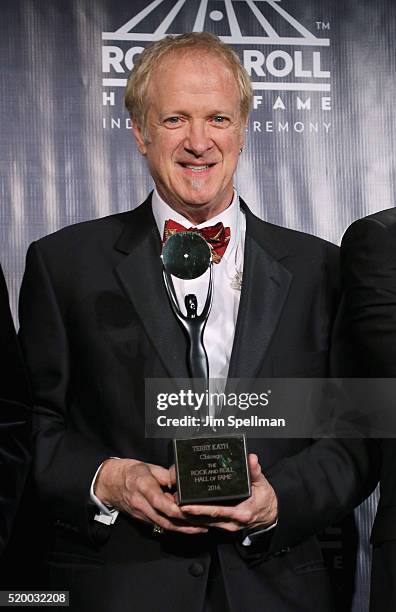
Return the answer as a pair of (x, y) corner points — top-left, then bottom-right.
(341, 207), (396, 254)
(355, 207), (396, 230)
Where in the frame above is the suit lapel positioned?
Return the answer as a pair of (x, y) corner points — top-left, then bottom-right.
(227, 202), (293, 378)
(113, 196), (293, 380)
(114, 196), (189, 379)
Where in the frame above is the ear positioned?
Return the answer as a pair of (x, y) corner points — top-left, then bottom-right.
(131, 120), (147, 156)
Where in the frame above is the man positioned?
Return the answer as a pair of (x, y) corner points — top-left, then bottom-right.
(19, 33), (378, 611)
(339, 208), (396, 612)
(0, 264), (30, 556)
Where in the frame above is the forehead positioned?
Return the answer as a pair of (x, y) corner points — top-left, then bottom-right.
(148, 50), (240, 108)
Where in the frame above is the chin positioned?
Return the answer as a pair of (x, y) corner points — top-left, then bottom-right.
(180, 190), (219, 207)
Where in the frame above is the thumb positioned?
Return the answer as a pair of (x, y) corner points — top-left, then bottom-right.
(248, 453), (262, 482)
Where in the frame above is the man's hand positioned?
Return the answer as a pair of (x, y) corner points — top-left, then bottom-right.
(95, 458), (207, 534)
(175, 454), (278, 532)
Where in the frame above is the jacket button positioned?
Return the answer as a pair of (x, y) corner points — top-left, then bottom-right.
(189, 562), (204, 577)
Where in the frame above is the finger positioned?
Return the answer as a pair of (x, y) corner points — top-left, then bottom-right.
(183, 498), (257, 526)
(207, 521), (242, 532)
(147, 464), (172, 488)
(129, 493), (175, 529)
(169, 464), (176, 486)
(124, 496), (208, 534)
(143, 501), (208, 534)
(166, 516), (209, 534)
(120, 491), (153, 524)
(230, 506), (254, 524)
(129, 470), (182, 520)
(171, 526), (209, 534)
(154, 515), (209, 534)
(181, 504), (235, 520)
(144, 483), (183, 520)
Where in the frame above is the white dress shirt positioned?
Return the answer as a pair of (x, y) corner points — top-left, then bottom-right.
(152, 188), (246, 384)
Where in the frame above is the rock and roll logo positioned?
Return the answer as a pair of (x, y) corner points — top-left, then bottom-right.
(102, 0), (331, 135)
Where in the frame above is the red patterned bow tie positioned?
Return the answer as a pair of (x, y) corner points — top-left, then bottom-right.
(163, 219), (231, 264)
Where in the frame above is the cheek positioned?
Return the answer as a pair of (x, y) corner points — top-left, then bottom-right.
(223, 142), (242, 167)
(222, 133), (242, 156)
(147, 149), (172, 180)
(157, 141), (180, 170)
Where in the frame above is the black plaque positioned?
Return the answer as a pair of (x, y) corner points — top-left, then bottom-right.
(173, 435), (251, 505)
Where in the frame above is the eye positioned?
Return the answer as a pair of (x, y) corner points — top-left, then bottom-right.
(211, 115), (230, 126)
(164, 116), (183, 127)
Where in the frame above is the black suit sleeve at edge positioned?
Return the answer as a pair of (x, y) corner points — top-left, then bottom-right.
(0, 264), (31, 555)
(237, 241), (380, 563)
(18, 243), (110, 543)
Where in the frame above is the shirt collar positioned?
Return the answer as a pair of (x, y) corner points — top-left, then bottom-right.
(152, 189), (240, 261)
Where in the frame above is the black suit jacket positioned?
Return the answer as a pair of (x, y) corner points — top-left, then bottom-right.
(18, 197), (378, 612)
(339, 208), (396, 612)
(0, 264), (31, 556)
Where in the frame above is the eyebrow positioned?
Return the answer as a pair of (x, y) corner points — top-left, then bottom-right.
(160, 109), (234, 118)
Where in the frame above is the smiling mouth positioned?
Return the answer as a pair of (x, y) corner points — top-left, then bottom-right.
(179, 163), (216, 173)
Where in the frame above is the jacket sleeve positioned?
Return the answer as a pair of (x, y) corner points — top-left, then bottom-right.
(263, 437), (379, 555)
(237, 240), (380, 561)
(18, 242), (112, 542)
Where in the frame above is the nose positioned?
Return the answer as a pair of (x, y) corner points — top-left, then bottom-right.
(184, 120), (213, 157)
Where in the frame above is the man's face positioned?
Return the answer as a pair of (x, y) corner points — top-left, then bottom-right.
(132, 51), (246, 222)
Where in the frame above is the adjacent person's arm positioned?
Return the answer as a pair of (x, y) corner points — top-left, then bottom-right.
(0, 264), (31, 555)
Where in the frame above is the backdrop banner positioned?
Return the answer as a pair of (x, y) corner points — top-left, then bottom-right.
(1, 1), (395, 609)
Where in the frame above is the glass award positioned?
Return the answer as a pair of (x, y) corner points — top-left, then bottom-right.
(162, 231), (251, 505)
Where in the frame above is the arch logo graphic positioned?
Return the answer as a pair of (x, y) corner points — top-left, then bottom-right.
(102, 0), (331, 135)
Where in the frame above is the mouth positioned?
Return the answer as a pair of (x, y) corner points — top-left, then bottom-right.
(178, 163), (217, 174)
